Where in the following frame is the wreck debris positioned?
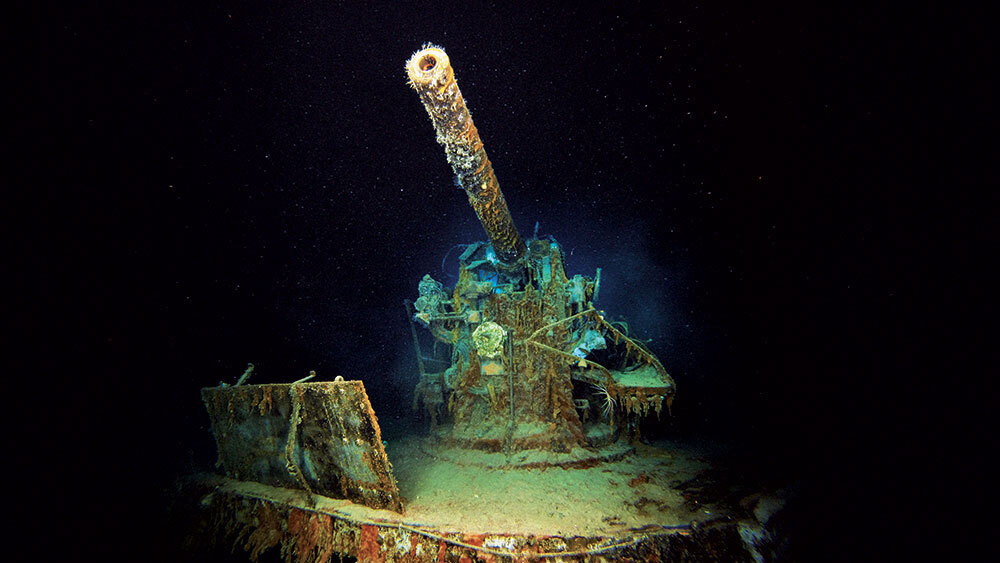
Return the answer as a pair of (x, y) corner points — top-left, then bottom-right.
(202, 381), (403, 513)
(404, 45), (676, 455)
(471, 321), (506, 359)
(293, 370), (317, 384)
(236, 362), (254, 385)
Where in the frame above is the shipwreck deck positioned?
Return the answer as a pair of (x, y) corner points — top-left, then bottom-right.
(178, 437), (755, 561)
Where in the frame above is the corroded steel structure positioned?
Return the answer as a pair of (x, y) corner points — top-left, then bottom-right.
(202, 381), (403, 513)
(406, 45), (526, 264)
(406, 46), (676, 456)
(176, 44), (742, 563)
(176, 475), (753, 563)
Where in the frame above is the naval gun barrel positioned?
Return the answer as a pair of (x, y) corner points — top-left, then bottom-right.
(406, 45), (526, 265)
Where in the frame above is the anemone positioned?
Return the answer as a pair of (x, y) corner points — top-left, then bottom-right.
(589, 381), (616, 420)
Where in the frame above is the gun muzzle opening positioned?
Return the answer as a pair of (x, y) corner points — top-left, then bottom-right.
(418, 54), (437, 71)
(406, 46), (451, 90)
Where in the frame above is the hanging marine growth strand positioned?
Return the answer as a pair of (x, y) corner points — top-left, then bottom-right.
(405, 44), (526, 264)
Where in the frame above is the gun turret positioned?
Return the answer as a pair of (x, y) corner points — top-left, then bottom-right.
(406, 45), (526, 265)
(405, 44), (675, 455)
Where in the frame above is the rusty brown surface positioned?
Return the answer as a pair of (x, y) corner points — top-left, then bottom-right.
(403, 46), (676, 456)
(406, 45), (525, 264)
(409, 237), (679, 453)
(176, 474), (752, 562)
(202, 381), (403, 513)
(441, 263), (588, 453)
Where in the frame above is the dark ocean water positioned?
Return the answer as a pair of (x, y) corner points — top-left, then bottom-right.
(17, 2), (971, 561)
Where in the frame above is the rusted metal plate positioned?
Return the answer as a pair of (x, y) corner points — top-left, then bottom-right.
(175, 475), (753, 563)
(201, 381), (403, 513)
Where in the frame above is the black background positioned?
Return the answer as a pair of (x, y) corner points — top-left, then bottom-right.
(15, 2), (984, 560)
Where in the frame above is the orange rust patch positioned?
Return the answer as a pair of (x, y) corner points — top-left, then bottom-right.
(462, 533), (486, 547)
(359, 524), (383, 563)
